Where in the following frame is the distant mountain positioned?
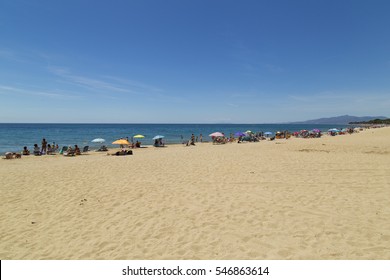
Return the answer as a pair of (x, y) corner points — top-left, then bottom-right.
(290, 115), (388, 125)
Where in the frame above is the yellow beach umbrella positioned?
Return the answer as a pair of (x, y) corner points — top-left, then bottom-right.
(112, 139), (130, 145)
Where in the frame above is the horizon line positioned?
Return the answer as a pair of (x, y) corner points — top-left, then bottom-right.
(0, 122), (356, 125)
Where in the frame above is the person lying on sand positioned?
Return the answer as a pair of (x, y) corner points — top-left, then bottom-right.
(3, 152), (21, 159)
(108, 149), (133, 156)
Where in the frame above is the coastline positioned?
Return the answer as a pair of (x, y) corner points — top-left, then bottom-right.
(1, 127), (389, 259)
(0, 123), (365, 155)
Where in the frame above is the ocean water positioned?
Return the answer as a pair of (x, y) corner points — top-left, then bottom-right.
(0, 123), (344, 154)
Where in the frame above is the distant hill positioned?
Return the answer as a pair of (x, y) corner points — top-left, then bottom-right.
(290, 115), (388, 125)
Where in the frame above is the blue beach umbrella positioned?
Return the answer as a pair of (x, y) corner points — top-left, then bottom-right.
(234, 132), (246, 137)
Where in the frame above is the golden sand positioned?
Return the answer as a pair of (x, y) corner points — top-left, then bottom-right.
(1, 127), (389, 259)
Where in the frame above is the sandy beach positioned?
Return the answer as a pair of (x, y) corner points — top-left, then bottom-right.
(1, 127), (389, 260)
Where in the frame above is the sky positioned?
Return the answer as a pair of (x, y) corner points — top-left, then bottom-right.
(1, 0), (389, 123)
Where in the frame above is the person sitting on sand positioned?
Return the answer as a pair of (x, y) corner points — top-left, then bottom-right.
(154, 138), (164, 147)
(33, 144), (41, 156)
(50, 143), (58, 153)
(63, 145), (75, 156)
(47, 144), (53, 155)
(97, 145), (108, 152)
(22, 146), (30, 155)
(74, 145), (81, 155)
(135, 141), (141, 148)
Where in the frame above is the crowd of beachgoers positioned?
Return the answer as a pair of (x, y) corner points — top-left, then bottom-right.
(2, 124), (386, 159)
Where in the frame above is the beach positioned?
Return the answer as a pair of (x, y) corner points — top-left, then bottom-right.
(1, 127), (389, 260)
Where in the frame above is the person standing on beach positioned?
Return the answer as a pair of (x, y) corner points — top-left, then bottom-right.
(191, 134), (195, 145)
(41, 138), (47, 154)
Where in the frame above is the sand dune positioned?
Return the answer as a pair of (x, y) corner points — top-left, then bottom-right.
(1, 127), (390, 259)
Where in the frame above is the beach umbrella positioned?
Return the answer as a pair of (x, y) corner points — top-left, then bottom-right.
(152, 135), (165, 140)
(234, 132), (246, 137)
(245, 130), (252, 134)
(133, 134), (145, 139)
(91, 138), (105, 143)
(264, 132), (273, 138)
(112, 139), (130, 145)
(328, 128), (340, 132)
(209, 132), (224, 137)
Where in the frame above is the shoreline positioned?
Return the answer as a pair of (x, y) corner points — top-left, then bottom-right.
(2, 123), (383, 156)
(1, 127), (390, 259)
(2, 124), (387, 158)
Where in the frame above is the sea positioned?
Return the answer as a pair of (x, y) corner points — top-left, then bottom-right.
(0, 123), (346, 155)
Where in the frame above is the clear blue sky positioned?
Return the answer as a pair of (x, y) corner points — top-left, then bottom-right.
(1, 0), (389, 123)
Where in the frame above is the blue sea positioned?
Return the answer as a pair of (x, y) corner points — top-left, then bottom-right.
(0, 123), (345, 155)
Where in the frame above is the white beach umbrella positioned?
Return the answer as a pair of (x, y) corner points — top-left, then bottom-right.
(209, 132), (224, 137)
(91, 138), (105, 143)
